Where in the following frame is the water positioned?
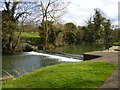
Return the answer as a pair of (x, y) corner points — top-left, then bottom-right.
(25, 51), (82, 62)
(52, 44), (104, 55)
(2, 44), (104, 77)
(2, 51), (83, 77)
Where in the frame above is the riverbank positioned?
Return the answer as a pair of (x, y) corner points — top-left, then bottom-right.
(2, 46), (119, 88)
(82, 46), (120, 88)
(2, 61), (117, 88)
(2, 43), (103, 77)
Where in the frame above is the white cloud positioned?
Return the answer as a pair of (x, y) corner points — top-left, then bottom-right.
(63, 0), (119, 26)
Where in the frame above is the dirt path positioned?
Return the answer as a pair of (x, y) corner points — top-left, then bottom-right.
(83, 51), (119, 88)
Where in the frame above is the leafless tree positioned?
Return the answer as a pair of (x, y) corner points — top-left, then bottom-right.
(32, 0), (69, 49)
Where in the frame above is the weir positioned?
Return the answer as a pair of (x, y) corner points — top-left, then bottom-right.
(24, 51), (83, 62)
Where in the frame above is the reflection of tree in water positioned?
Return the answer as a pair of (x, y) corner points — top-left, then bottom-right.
(40, 56), (61, 67)
(104, 42), (109, 50)
(2, 55), (41, 77)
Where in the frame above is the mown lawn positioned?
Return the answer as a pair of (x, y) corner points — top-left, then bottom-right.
(2, 61), (117, 88)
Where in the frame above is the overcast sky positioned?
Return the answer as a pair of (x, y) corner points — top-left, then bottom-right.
(63, 0), (119, 26)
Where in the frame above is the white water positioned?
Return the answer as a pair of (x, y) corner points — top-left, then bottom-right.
(24, 51), (82, 62)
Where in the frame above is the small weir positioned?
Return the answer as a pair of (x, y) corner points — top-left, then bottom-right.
(25, 51), (82, 62)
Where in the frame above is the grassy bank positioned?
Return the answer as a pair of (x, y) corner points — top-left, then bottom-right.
(15, 32), (40, 49)
(15, 32), (40, 41)
(113, 41), (120, 46)
(2, 61), (117, 88)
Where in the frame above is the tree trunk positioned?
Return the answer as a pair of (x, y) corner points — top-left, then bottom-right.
(44, 15), (49, 49)
(8, 35), (13, 54)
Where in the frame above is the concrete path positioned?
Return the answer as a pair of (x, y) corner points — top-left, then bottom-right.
(83, 51), (119, 65)
(83, 51), (119, 88)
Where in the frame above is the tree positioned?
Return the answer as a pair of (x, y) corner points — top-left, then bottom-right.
(93, 8), (105, 41)
(65, 32), (77, 44)
(103, 19), (112, 42)
(81, 26), (90, 42)
(2, 1), (33, 54)
(33, 0), (68, 49)
(2, 2), (20, 54)
(83, 8), (112, 43)
(54, 23), (66, 46)
(64, 22), (77, 44)
(76, 26), (84, 44)
(64, 22), (77, 32)
(84, 17), (95, 42)
(102, 19), (112, 49)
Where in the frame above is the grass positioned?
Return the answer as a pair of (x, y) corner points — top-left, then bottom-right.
(15, 32), (40, 45)
(2, 61), (117, 88)
(113, 41), (120, 46)
(15, 32), (40, 39)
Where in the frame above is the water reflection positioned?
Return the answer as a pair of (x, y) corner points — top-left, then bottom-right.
(52, 44), (104, 55)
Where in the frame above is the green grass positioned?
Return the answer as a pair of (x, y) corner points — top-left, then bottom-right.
(113, 41), (120, 46)
(15, 32), (40, 45)
(2, 61), (117, 88)
(15, 32), (40, 39)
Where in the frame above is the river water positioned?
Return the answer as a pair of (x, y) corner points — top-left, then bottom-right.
(2, 44), (104, 77)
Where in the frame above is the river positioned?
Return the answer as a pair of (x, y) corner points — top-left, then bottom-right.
(2, 44), (105, 77)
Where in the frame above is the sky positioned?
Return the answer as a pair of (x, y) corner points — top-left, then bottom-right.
(0, 0), (119, 26)
(62, 0), (119, 26)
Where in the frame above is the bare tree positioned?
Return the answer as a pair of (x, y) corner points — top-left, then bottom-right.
(32, 0), (69, 49)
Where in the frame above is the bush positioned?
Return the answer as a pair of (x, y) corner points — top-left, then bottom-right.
(65, 32), (77, 44)
(18, 43), (33, 52)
